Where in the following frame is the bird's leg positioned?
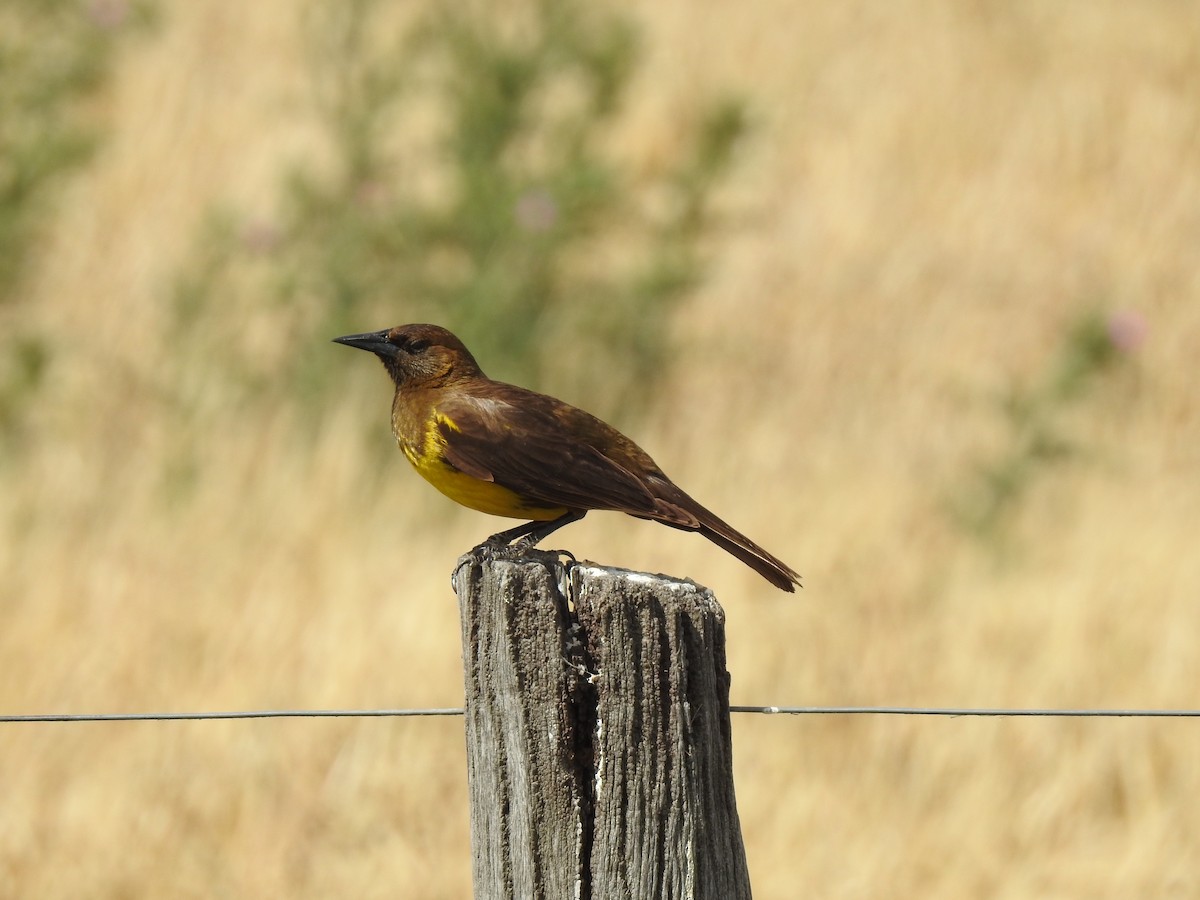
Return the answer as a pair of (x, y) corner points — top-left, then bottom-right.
(484, 519), (546, 545)
(485, 509), (587, 549)
(514, 508), (587, 548)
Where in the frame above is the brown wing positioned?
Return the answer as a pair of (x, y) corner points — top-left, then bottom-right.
(437, 380), (800, 590)
(434, 383), (673, 517)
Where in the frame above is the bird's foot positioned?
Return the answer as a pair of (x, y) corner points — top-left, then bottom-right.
(471, 538), (525, 563)
(472, 535), (574, 564)
(477, 510), (585, 558)
(510, 533), (575, 563)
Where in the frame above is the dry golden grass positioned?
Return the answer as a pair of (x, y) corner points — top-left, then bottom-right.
(4, 1), (1200, 896)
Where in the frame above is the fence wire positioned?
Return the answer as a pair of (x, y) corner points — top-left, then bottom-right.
(3, 705), (1200, 723)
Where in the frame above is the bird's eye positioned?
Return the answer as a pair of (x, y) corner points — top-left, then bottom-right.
(408, 339), (430, 353)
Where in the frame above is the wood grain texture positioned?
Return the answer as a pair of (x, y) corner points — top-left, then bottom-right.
(453, 550), (751, 900)
(572, 566), (752, 900)
(453, 551), (587, 900)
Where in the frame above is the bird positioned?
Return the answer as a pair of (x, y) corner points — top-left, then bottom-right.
(333, 323), (801, 591)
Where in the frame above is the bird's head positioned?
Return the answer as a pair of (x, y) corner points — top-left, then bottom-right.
(333, 323), (483, 388)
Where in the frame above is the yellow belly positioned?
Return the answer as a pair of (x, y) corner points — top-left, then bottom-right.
(401, 418), (566, 521)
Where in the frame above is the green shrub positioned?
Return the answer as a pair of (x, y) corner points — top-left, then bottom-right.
(172, 0), (748, 423)
(0, 0), (153, 454)
(952, 308), (1146, 540)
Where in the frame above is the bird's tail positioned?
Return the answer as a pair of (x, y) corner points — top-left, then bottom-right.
(697, 518), (801, 592)
(648, 479), (801, 591)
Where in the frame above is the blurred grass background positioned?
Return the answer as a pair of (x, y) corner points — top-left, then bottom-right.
(2, 0), (1199, 896)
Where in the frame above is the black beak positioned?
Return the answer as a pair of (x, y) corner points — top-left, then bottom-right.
(332, 330), (398, 358)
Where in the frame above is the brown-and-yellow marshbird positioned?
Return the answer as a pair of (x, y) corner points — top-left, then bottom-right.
(334, 324), (800, 591)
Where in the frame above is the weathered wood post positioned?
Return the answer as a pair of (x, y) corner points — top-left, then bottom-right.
(452, 548), (752, 900)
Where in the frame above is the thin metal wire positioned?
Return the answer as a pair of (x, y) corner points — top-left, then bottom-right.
(729, 706), (1200, 718)
(3, 705), (1199, 723)
(0, 708), (465, 723)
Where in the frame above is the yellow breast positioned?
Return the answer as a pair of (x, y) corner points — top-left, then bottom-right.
(400, 413), (566, 521)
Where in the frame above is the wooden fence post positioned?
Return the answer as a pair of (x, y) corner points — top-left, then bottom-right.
(452, 549), (752, 900)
